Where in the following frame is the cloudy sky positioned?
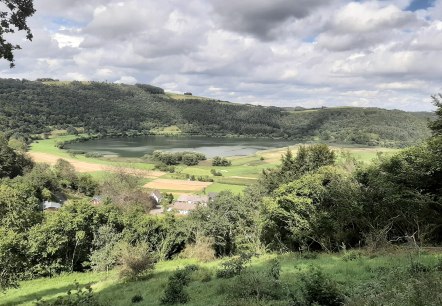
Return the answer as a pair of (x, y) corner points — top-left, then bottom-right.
(1, 0), (441, 111)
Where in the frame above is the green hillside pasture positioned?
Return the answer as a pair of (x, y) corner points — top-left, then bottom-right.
(2, 251), (440, 306)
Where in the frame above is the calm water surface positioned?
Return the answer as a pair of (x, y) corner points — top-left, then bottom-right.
(65, 136), (297, 158)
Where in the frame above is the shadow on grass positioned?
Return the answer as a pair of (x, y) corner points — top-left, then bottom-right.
(1, 284), (80, 306)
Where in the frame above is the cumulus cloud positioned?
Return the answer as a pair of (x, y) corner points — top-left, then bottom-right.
(0, 0), (440, 111)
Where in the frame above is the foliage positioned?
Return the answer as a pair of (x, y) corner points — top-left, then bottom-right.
(261, 166), (361, 252)
(216, 253), (252, 279)
(189, 191), (260, 256)
(118, 242), (156, 281)
(0, 227), (27, 291)
(90, 225), (123, 273)
(260, 144), (336, 193)
(35, 282), (101, 306)
(160, 265), (199, 304)
(212, 156), (231, 166)
(223, 259), (285, 304)
(0, 0), (36, 67)
(100, 170), (155, 212)
(297, 266), (345, 306)
(151, 151), (206, 166)
(0, 134), (33, 178)
(180, 235), (216, 262)
(0, 79), (433, 146)
(131, 294), (144, 303)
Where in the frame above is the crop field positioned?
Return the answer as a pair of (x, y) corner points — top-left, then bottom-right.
(144, 179), (212, 192)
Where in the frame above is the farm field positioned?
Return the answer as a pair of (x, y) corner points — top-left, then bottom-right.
(28, 135), (400, 195)
(1, 250), (440, 306)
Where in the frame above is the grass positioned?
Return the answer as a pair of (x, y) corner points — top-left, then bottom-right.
(2, 250), (440, 306)
(203, 183), (247, 194)
(29, 135), (400, 194)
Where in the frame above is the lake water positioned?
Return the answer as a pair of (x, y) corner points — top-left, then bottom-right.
(65, 136), (297, 158)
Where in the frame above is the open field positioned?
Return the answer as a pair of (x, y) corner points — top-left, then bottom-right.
(1, 250), (440, 306)
(29, 135), (400, 194)
(29, 152), (165, 179)
(144, 179), (212, 192)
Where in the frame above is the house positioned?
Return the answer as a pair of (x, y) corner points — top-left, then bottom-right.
(150, 190), (162, 205)
(91, 196), (103, 206)
(184, 92), (193, 96)
(168, 195), (209, 215)
(43, 201), (62, 211)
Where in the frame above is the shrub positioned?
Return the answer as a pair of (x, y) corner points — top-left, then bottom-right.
(85, 152), (103, 158)
(342, 250), (364, 262)
(223, 260), (285, 304)
(216, 253), (252, 279)
(212, 156), (231, 166)
(299, 266), (344, 306)
(191, 267), (212, 282)
(131, 295), (143, 303)
(118, 242), (156, 281)
(160, 265), (199, 304)
(180, 236), (216, 262)
(35, 282), (101, 306)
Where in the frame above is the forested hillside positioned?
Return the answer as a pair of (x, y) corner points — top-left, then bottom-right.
(0, 78), (434, 147)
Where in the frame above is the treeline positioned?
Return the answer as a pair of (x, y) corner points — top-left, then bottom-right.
(0, 78), (434, 147)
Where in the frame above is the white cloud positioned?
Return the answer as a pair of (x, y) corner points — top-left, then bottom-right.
(0, 0), (440, 111)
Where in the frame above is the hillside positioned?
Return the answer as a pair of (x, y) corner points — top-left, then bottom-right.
(0, 78), (434, 147)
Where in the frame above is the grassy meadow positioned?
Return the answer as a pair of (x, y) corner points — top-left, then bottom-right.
(1, 249), (440, 306)
(28, 134), (399, 195)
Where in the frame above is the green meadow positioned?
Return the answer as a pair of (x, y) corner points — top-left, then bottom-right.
(1, 250), (440, 306)
(29, 135), (399, 194)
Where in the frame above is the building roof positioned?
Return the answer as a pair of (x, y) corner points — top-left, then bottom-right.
(92, 195), (102, 201)
(172, 201), (198, 211)
(43, 201), (62, 210)
(176, 195), (209, 203)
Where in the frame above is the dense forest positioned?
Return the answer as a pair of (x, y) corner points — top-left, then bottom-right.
(0, 78), (434, 147)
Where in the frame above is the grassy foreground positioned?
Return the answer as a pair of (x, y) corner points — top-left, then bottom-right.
(2, 250), (441, 306)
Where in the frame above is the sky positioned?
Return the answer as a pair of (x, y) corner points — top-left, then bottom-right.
(0, 0), (441, 111)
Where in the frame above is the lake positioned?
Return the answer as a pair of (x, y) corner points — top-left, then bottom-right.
(65, 136), (297, 158)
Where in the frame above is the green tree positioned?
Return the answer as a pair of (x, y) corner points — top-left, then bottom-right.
(0, 134), (33, 178)
(430, 94), (442, 135)
(261, 166), (361, 252)
(260, 144), (336, 193)
(90, 225), (122, 274)
(0, 227), (27, 290)
(0, 0), (36, 67)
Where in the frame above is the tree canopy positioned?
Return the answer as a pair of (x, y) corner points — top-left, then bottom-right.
(0, 0), (35, 67)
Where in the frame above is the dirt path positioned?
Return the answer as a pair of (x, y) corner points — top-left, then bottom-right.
(29, 152), (165, 179)
(144, 179), (212, 191)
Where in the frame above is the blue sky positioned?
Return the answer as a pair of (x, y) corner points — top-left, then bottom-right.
(1, 0), (441, 111)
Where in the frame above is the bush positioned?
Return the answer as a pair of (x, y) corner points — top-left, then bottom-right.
(216, 253), (252, 279)
(180, 236), (216, 262)
(118, 242), (156, 281)
(298, 266), (345, 306)
(35, 282), (101, 306)
(85, 152), (104, 158)
(131, 295), (143, 303)
(191, 267), (212, 282)
(160, 265), (199, 304)
(212, 156), (231, 166)
(342, 250), (364, 262)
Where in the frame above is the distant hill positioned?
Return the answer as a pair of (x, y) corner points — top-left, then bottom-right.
(0, 78), (434, 147)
